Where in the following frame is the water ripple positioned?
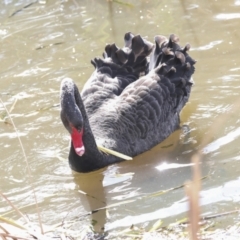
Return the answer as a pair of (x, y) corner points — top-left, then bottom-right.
(203, 127), (240, 154)
(215, 13), (240, 20)
(192, 40), (222, 51)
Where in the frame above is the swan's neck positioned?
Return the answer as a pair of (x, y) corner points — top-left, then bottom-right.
(66, 80), (110, 172)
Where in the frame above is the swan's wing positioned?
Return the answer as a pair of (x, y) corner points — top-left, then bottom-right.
(84, 34), (196, 157)
(117, 36), (196, 145)
(81, 33), (154, 114)
(120, 34), (196, 115)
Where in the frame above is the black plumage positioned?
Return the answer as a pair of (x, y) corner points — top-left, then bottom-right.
(60, 33), (196, 172)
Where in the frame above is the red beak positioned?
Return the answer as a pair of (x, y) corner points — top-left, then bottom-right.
(71, 127), (85, 156)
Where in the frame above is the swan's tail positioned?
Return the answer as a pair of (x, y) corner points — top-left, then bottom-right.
(91, 32), (195, 79)
(91, 32), (154, 78)
(148, 34), (196, 111)
(90, 33), (196, 108)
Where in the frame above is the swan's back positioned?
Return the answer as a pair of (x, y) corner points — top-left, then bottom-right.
(82, 33), (196, 157)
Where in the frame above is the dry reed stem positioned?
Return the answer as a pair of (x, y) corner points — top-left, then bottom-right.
(184, 98), (240, 239)
(185, 154), (201, 240)
(0, 225), (8, 234)
(0, 193), (28, 224)
(0, 232), (28, 240)
(9, 98), (18, 113)
(0, 98), (43, 234)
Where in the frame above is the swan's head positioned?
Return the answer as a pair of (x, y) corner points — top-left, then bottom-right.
(60, 78), (85, 157)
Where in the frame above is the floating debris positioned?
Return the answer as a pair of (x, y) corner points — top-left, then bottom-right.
(9, 1), (38, 17)
(35, 42), (65, 50)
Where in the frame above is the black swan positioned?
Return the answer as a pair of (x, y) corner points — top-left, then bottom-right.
(60, 33), (196, 173)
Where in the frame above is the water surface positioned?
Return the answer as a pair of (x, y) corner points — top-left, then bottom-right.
(1, 0), (240, 235)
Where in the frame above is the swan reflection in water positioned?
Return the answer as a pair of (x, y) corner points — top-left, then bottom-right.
(72, 126), (201, 232)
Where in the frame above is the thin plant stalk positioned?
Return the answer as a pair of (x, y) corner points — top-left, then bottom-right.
(0, 192), (28, 223)
(185, 154), (201, 240)
(0, 98), (44, 234)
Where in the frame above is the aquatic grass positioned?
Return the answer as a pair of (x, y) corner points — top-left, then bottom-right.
(0, 215), (26, 230)
(149, 219), (163, 232)
(97, 145), (133, 160)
